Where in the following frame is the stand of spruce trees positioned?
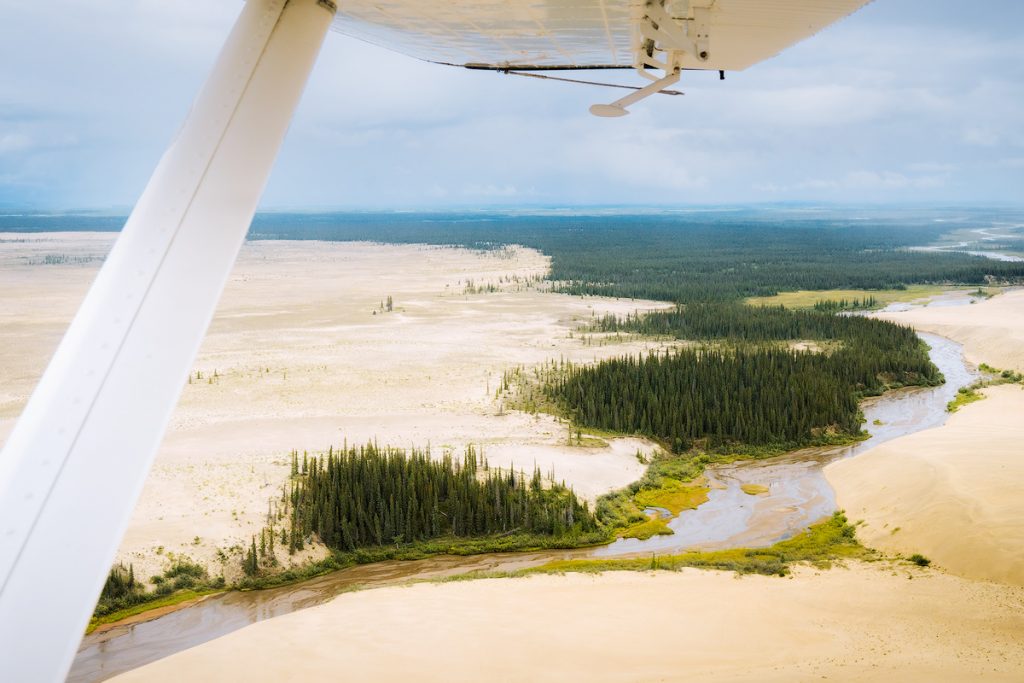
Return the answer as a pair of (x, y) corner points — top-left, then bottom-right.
(248, 213), (1024, 303)
(550, 303), (942, 450)
(287, 444), (598, 553)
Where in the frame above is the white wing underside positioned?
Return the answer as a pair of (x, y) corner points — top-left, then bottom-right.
(332, 0), (871, 70)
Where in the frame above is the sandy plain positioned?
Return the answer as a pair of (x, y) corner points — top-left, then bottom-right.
(826, 288), (1024, 585)
(876, 288), (1024, 372)
(0, 233), (670, 581)
(114, 566), (1024, 682)
(7, 233), (1024, 681)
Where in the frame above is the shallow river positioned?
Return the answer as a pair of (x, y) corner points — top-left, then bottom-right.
(69, 333), (978, 682)
(592, 332), (977, 556)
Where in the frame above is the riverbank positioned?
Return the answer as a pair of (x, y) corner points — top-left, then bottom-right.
(827, 384), (1024, 584)
(112, 564), (1024, 683)
(72, 330), (980, 680)
(875, 288), (1024, 372)
(826, 289), (1024, 585)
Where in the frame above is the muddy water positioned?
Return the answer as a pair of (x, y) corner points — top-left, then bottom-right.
(69, 550), (590, 683)
(69, 333), (977, 682)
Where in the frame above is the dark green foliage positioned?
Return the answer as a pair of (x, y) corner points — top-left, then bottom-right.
(550, 304), (941, 449)
(100, 563), (139, 603)
(93, 558), (215, 619)
(288, 443), (598, 552)
(12, 210), (1024, 304)
(242, 537), (259, 577)
(247, 211), (1024, 303)
(164, 558), (207, 590)
(813, 296), (878, 312)
(549, 347), (859, 447)
(909, 553), (931, 567)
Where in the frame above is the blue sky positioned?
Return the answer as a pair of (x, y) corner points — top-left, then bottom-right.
(1, 0), (1022, 209)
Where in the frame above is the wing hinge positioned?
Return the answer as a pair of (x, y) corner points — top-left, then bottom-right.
(591, 0), (714, 117)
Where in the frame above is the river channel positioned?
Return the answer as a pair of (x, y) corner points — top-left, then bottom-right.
(69, 332), (978, 682)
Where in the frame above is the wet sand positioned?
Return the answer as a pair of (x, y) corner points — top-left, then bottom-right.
(112, 566), (1024, 683)
(72, 335), (988, 681)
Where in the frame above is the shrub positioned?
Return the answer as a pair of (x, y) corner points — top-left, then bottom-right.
(909, 553), (931, 567)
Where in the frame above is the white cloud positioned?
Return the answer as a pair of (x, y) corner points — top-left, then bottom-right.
(964, 128), (1000, 146)
(0, 134), (31, 155)
(0, 0), (1022, 207)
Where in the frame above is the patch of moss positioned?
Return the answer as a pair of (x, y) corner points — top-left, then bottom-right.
(947, 386), (985, 413)
(620, 517), (673, 540)
(519, 512), (869, 578)
(634, 478), (710, 514)
(740, 484), (769, 496)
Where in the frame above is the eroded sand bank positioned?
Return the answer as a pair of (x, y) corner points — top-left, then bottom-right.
(826, 290), (1024, 585)
(112, 566), (1024, 683)
(0, 234), (671, 581)
(875, 288), (1024, 372)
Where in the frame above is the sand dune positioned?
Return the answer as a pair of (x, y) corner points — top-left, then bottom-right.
(0, 235), (671, 582)
(827, 384), (1024, 584)
(112, 566), (1024, 683)
(876, 288), (1024, 372)
(826, 290), (1024, 584)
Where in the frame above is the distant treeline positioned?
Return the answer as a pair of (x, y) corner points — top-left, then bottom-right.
(287, 443), (599, 552)
(550, 304), (941, 450)
(247, 212), (1024, 303)
(11, 210), (1024, 303)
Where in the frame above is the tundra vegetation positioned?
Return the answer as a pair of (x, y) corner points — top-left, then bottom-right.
(946, 363), (1024, 412)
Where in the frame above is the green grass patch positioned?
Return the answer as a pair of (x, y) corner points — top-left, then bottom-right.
(740, 484), (769, 496)
(946, 364), (1024, 413)
(233, 531), (613, 592)
(521, 512), (868, 578)
(87, 588), (221, 634)
(634, 478), (709, 514)
(947, 386), (985, 412)
(620, 517), (674, 540)
(745, 285), (967, 310)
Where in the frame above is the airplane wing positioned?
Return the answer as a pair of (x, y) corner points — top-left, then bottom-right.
(331, 0), (871, 71)
(0, 1), (871, 680)
(330, 0), (872, 114)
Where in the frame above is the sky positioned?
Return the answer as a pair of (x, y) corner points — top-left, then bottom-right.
(0, 0), (1022, 210)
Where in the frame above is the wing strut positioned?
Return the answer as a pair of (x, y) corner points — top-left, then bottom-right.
(0, 0), (334, 678)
